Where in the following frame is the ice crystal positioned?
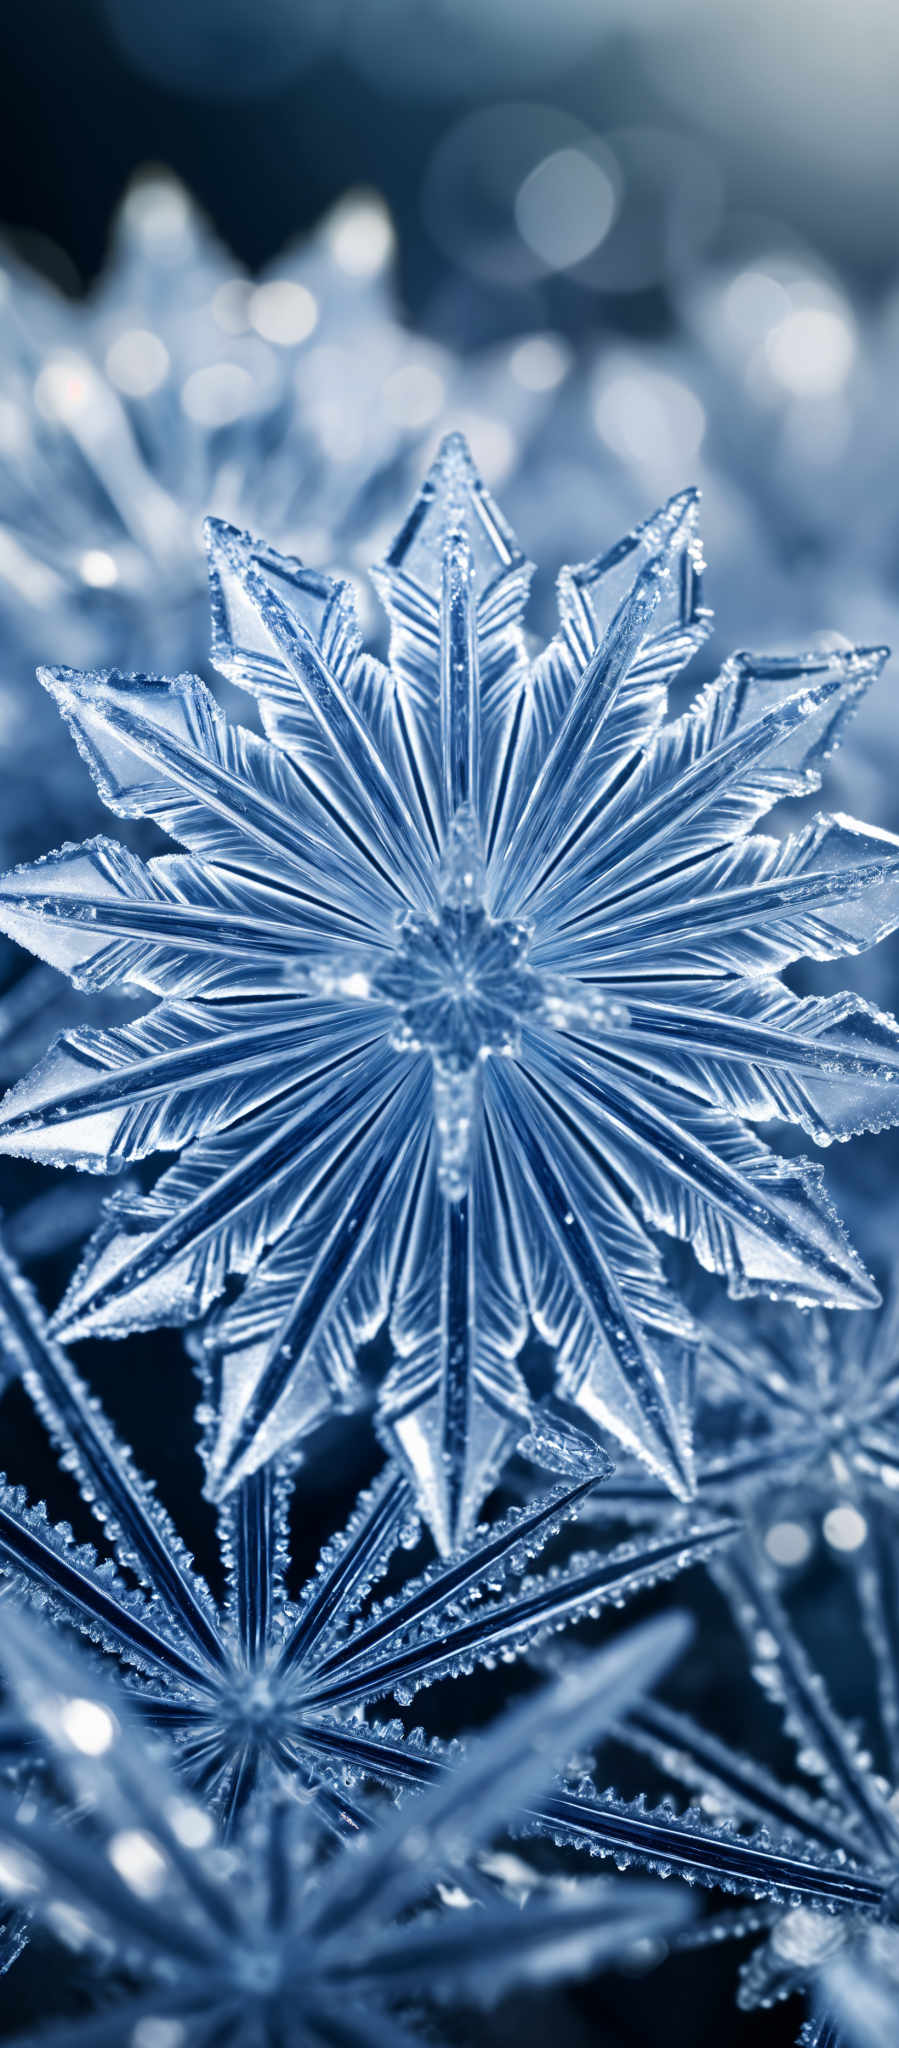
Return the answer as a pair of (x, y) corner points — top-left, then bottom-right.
(0, 1236), (736, 1833)
(1, 436), (899, 1547)
(0, 1596), (694, 2046)
(595, 1538), (899, 2040)
(588, 1283), (899, 1552)
(544, 1285), (899, 2023)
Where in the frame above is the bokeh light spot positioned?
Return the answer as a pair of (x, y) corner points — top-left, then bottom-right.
(181, 363), (256, 427)
(765, 1520), (813, 1568)
(327, 194), (395, 277)
(514, 147), (617, 269)
(249, 281), (318, 346)
(508, 334), (571, 392)
(593, 365), (705, 474)
(108, 1829), (168, 1899)
(382, 361), (446, 429)
(106, 329), (171, 398)
(823, 1503), (868, 1552)
(765, 305), (855, 397)
(60, 1696), (116, 1753)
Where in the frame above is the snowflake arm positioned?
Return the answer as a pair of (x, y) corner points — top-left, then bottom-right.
(305, 1608), (694, 1936)
(716, 1547), (899, 1865)
(53, 1045), (431, 1343)
(512, 643), (890, 933)
(521, 1786), (888, 1915)
(618, 1695), (872, 1858)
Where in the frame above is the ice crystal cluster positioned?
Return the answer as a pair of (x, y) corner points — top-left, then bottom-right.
(0, 173), (565, 680)
(2, 430), (899, 2047)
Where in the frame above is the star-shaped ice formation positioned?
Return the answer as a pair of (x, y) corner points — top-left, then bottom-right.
(1, 436), (899, 1549)
(586, 1284), (899, 1558)
(0, 1236), (734, 1833)
(0, 1595), (694, 2047)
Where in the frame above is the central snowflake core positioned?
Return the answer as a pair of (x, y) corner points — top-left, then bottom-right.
(216, 1670), (293, 1752)
(374, 904), (540, 1068)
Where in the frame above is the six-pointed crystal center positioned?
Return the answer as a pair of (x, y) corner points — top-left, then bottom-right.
(373, 904), (540, 1069)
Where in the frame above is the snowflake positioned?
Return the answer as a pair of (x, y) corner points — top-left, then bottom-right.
(0, 1593), (693, 2047)
(589, 1533), (899, 2044)
(0, 1236), (734, 1833)
(1, 436), (899, 1546)
(537, 1286), (899, 2022)
(6, 1225), (877, 1990)
(586, 1282), (899, 1549)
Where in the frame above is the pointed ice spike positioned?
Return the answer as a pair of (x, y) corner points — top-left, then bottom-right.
(529, 1034), (880, 1311)
(539, 817), (899, 980)
(490, 489), (701, 919)
(298, 1472), (601, 1695)
(718, 1547), (899, 1860)
(0, 1000), (386, 1174)
(53, 1052), (428, 1345)
(0, 1236), (225, 1670)
(203, 1087), (431, 1499)
(277, 1465), (415, 1677)
(381, 429), (524, 607)
(0, 1479), (211, 1686)
(488, 1060), (695, 1498)
(589, 987), (899, 1147)
(380, 1183), (532, 1554)
(227, 1466), (278, 1670)
(439, 450), (480, 827)
(0, 840), (386, 1003)
(303, 1516), (736, 1710)
(532, 645), (891, 933)
(315, 1608), (693, 1935)
(618, 1697), (871, 1857)
(204, 519), (434, 908)
(528, 1786), (888, 1914)
(35, 665), (416, 939)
